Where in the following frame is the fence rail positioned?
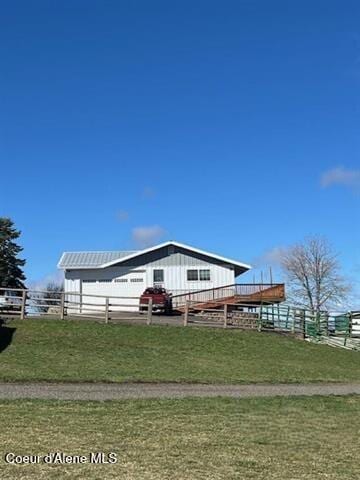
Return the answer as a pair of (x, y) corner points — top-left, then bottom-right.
(0, 287), (358, 348)
(0, 287), (145, 323)
(182, 299), (358, 344)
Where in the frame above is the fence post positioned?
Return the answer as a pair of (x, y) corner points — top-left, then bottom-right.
(184, 300), (189, 326)
(344, 313), (352, 346)
(325, 312), (330, 336)
(277, 303), (280, 326)
(147, 298), (153, 325)
(291, 316), (295, 334)
(105, 297), (109, 324)
(223, 303), (228, 328)
(258, 304), (262, 332)
(291, 308), (296, 334)
(285, 305), (290, 330)
(60, 292), (65, 320)
(20, 289), (26, 320)
(348, 313), (352, 338)
(301, 309), (306, 339)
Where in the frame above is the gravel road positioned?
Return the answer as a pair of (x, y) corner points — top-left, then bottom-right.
(0, 382), (360, 400)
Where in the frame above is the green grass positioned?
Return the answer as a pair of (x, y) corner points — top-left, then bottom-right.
(1, 396), (360, 479)
(1, 318), (360, 383)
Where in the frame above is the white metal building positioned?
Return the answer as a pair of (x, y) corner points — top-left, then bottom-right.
(58, 241), (251, 311)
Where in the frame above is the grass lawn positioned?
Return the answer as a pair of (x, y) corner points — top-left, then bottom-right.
(1, 396), (360, 479)
(0, 318), (359, 383)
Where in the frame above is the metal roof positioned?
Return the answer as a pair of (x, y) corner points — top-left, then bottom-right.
(58, 241), (251, 273)
(58, 251), (138, 269)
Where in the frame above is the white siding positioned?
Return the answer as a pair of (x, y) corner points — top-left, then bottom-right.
(64, 256), (236, 312)
(148, 264), (234, 294)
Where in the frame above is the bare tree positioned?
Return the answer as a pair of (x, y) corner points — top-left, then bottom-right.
(280, 237), (350, 312)
(32, 281), (64, 313)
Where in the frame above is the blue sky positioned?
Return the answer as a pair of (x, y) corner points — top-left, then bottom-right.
(0, 0), (359, 295)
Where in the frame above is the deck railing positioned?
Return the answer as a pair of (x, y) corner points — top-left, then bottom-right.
(171, 283), (285, 308)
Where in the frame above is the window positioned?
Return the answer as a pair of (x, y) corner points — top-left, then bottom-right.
(99, 279), (112, 283)
(83, 279), (97, 283)
(130, 278), (143, 282)
(115, 278), (128, 283)
(187, 269), (211, 281)
(199, 269), (211, 281)
(187, 270), (199, 281)
(153, 269), (164, 283)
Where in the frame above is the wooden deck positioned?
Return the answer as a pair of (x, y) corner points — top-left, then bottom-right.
(173, 284), (286, 312)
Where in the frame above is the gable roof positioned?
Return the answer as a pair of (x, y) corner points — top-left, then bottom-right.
(58, 241), (251, 274)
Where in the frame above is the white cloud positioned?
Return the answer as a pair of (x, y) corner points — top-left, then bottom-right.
(321, 167), (360, 190)
(253, 246), (285, 268)
(249, 246), (286, 284)
(132, 225), (166, 248)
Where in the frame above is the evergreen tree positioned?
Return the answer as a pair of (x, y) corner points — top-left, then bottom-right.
(0, 217), (26, 288)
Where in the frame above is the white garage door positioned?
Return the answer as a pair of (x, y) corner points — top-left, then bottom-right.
(81, 270), (146, 311)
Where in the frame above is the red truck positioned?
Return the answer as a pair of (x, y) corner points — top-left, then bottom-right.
(139, 288), (173, 315)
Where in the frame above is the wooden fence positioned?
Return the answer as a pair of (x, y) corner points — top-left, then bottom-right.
(182, 299), (359, 343)
(0, 287), (359, 347)
(0, 287), (155, 325)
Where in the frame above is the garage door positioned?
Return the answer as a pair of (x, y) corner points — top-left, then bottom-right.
(81, 271), (146, 311)
(117, 271), (146, 299)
